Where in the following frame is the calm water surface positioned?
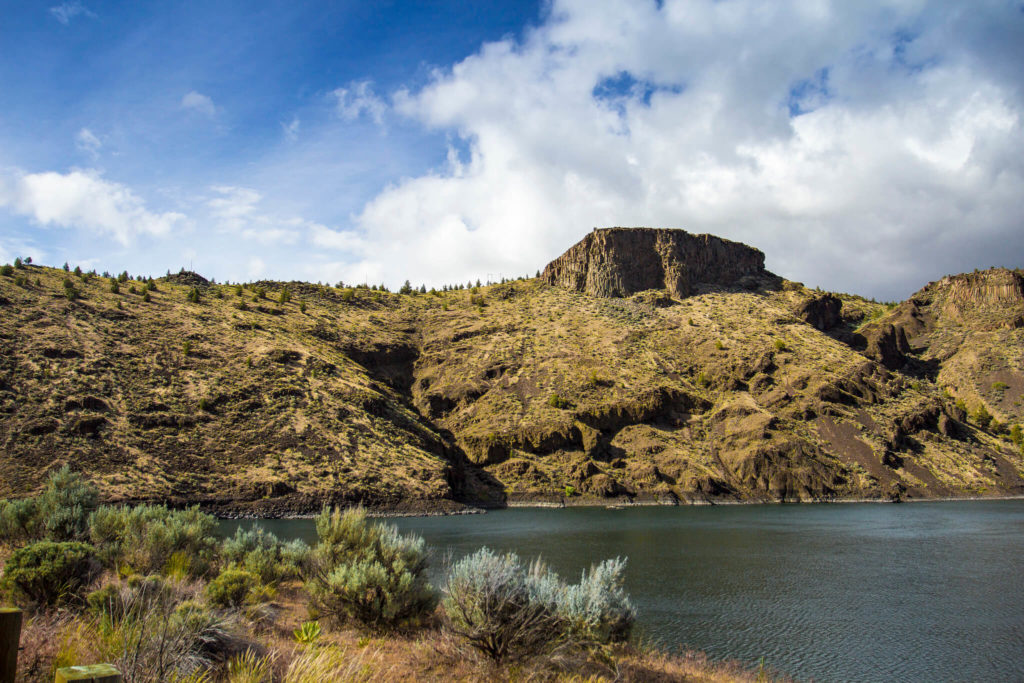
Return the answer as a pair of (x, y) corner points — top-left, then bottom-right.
(221, 501), (1024, 682)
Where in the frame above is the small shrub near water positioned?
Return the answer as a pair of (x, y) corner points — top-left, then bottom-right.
(206, 567), (260, 608)
(442, 548), (635, 663)
(0, 465), (98, 544)
(1, 540), (100, 606)
(305, 507), (436, 631)
(89, 504), (218, 577)
(221, 525), (309, 585)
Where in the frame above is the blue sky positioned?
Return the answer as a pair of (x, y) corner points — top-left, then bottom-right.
(1, 0), (1023, 298)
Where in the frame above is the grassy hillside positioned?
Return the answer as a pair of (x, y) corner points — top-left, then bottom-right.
(0, 259), (1021, 513)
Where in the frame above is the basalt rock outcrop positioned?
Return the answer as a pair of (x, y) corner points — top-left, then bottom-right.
(861, 267), (1024, 430)
(542, 228), (772, 298)
(798, 294), (843, 331)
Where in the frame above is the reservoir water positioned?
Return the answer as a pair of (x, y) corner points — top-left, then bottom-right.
(221, 500), (1024, 682)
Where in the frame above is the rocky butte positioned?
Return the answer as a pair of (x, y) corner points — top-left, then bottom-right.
(542, 227), (773, 298)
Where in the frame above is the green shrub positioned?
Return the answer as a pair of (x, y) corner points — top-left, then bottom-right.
(293, 620), (322, 645)
(973, 404), (993, 430)
(1010, 424), (1023, 446)
(774, 339), (787, 352)
(89, 504), (218, 577)
(187, 287), (201, 303)
(442, 548), (635, 663)
(305, 507), (436, 631)
(0, 540), (99, 606)
(279, 288), (291, 304)
(548, 394), (570, 409)
(0, 264), (13, 277)
(206, 568), (260, 608)
(109, 278), (120, 294)
(221, 525), (309, 585)
(13, 257), (22, 268)
(146, 280), (157, 292)
(143, 291), (151, 302)
(0, 465), (98, 543)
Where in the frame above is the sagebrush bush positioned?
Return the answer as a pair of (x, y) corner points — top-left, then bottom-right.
(206, 568), (260, 608)
(305, 507), (436, 631)
(442, 548), (557, 662)
(554, 557), (635, 643)
(0, 465), (98, 543)
(442, 548), (635, 662)
(89, 504), (218, 577)
(0, 540), (99, 606)
(221, 525), (309, 585)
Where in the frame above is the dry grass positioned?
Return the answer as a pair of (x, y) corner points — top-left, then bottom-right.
(12, 578), (776, 683)
(1, 262), (1021, 513)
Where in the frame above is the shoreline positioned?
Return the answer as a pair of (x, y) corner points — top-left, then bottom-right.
(210, 492), (1024, 520)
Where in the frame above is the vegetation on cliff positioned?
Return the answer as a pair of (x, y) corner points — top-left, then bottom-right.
(0, 230), (1022, 513)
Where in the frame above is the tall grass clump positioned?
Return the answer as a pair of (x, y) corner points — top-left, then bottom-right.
(221, 525), (309, 585)
(304, 507), (436, 631)
(89, 504), (218, 577)
(0, 465), (98, 543)
(442, 548), (635, 662)
(87, 574), (235, 681)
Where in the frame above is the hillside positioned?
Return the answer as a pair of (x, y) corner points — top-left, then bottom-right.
(1, 229), (1022, 514)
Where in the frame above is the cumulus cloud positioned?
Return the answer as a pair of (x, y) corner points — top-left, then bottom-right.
(205, 186), (303, 245)
(0, 168), (186, 244)
(75, 128), (101, 158)
(49, 1), (95, 25)
(181, 91), (217, 117)
(339, 0), (1024, 299)
(334, 80), (387, 126)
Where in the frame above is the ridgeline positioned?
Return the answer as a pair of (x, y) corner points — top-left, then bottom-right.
(1, 228), (1022, 515)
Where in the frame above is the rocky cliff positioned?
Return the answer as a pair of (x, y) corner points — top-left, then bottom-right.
(542, 228), (771, 298)
(0, 248), (1021, 514)
(860, 267), (1024, 428)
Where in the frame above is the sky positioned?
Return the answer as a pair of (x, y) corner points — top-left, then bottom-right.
(1, 0), (1022, 300)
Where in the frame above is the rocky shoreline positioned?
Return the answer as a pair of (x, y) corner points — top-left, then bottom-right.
(174, 490), (1024, 520)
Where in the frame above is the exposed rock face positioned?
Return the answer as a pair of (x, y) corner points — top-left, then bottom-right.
(542, 228), (770, 298)
(798, 294), (842, 331)
(942, 268), (1024, 312)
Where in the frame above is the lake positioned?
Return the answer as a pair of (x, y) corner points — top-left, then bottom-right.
(220, 500), (1024, 682)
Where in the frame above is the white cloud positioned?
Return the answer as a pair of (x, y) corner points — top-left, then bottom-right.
(204, 186), (302, 245)
(282, 117), (300, 141)
(75, 128), (101, 158)
(0, 168), (186, 244)
(344, 0), (1024, 298)
(334, 80), (387, 126)
(49, 1), (95, 25)
(181, 91), (217, 117)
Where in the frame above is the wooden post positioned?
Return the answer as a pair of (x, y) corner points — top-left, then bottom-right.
(1, 608), (22, 683)
(54, 664), (122, 683)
